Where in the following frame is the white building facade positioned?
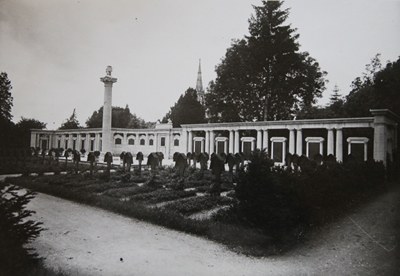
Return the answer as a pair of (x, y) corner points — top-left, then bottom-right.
(30, 66), (399, 165)
(31, 109), (399, 166)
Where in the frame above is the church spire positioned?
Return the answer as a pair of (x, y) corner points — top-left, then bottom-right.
(196, 59), (205, 105)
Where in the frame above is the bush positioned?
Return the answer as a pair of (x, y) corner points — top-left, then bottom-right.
(0, 184), (43, 275)
(235, 150), (303, 241)
(234, 149), (386, 243)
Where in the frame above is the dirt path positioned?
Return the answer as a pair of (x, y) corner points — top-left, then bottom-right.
(27, 187), (399, 275)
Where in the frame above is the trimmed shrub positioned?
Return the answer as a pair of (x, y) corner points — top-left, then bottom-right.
(0, 184), (43, 275)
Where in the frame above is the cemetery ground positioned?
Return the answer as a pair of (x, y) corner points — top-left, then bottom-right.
(1, 154), (400, 274)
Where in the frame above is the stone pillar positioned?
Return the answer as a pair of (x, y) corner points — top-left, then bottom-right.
(229, 130), (234, 153)
(263, 129), (269, 153)
(256, 129), (262, 150)
(373, 123), (387, 164)
(234, 130), (240, 153)
(165, 131), (171, 158)
(100, 66), (117, 153)
(327, 128), (334, 156)
(30, 132), (36, 148)
(205, 131), (210, 154)
(85, 134), (91, 152)
(289, 128), (296, 154)
(335, 128), (343, 162)
(188, 131), (193, 153)
(69, 135), (74, 150)
(77, 134), (82, 150)
(95, 133), (101, 151)
(209, 131), (215, 154)
(180, 129), (188, 153)
(296, 129), (303, 156)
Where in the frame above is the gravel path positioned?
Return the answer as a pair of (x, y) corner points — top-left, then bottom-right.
(27, 187), (399, 275)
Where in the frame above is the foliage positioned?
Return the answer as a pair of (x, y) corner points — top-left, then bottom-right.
(16, 117), (47, 130)
(86, 105), (153, 129)
(130, 189), (196, 204)
(234, 150), (386, 242)
(0, 184), (43, 275)
(103, 185), (156, 198)
(13, 117), (47, 148)
(206, 1), (326, 122)
(164, 196), (233, 215)
(162, 88), (206, 127)
(299, 54), (400, 119)
(344, 54), (400, 117)
(59, 108), (81, 130)
(235, 150), (302, 240)
(0, 72), (13, 123)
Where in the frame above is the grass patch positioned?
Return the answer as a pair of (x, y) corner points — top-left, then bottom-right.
(163, 195), (234, 215)
(130, 189), (197, 204)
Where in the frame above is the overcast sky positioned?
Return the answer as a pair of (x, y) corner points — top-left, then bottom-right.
(1, 0), (399, 129)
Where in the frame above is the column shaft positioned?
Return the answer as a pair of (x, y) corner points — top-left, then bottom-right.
(336, 128), (343, 162)
(209, 131), (215, 154)
(327, 128), (334, 156)
(188, 131), (193, 153)
(234, 130), (240, 153)
(263, 130), (269, 153)
(289, 129), (295, 154)
(205, 131), (210, 154)
(296, 129), (303, 156)
(229, 130), (234, 153)
(256, 130), (262, 150)
(373, 124), (387, 163)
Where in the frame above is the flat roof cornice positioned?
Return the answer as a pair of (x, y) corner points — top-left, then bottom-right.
(181, 117), (375, 130)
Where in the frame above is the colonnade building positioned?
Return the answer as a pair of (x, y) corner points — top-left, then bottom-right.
(30, 66), (399, 166)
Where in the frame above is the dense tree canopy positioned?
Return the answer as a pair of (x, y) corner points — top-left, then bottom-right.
(86, 105), (153, 129)
(344, 54), (400, 117)
(59, 108), (81, 130)
(12, 117), (47, 147)
(162, 88), (206, 128)
(206, 1), (326, 122)
(298, 54), (400, 119)
(16, 117), (46, 130)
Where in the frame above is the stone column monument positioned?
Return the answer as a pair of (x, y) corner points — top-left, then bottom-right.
(100, 66), (117, 153)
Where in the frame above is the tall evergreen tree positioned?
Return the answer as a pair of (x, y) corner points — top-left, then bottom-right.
(162, 88), (206, 127)
(0, 72), (13, 123)
(206, 1), (326, 122)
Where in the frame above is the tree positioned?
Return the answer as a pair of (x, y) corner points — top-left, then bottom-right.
(0, 184), (43, 274)
(0, 72), (13, 123)
(327, 85), (345, 118)
(162, 88), (206, 127)
(59, 108), (81, 129)
(14, 117), (47, 148)
(86, 105), (152, 129)
(16, 117), (46, 130)
(344, 54), (400, 117)
(0, 72), (15, 147)
(206, 1), (326, 122)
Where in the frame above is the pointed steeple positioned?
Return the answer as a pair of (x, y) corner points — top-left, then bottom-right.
(196, 59), (204, 93)
(196, 59), (205, 105)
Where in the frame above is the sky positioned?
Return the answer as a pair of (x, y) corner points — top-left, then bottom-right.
(1, 0), (399, 129)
